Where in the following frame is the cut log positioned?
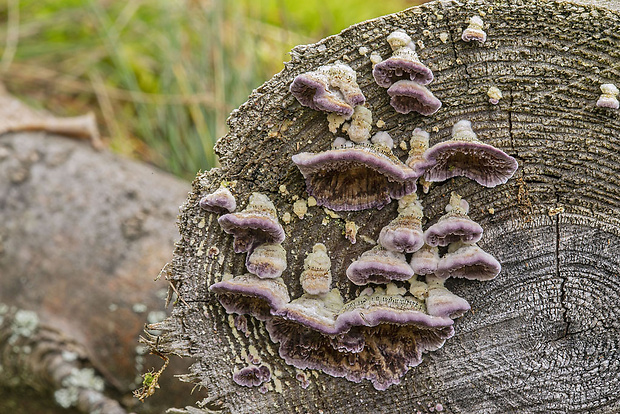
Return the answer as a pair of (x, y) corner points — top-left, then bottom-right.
(148, 0), (620, 412)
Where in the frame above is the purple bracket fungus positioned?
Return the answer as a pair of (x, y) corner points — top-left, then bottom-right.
(424, 275), (471, 319)
(337, 286), (452, 329)
(435, 241), (502, 281)
(461, 16), (487, 44)
(347, 105), (373, 143)
(405, 128), (435, 175)
(300, 243), (332, 295)
(232, 365), (271, 388)
(289, 63), (365, 117)
(276, 288), (344, 335)
(423, 119), (518, 187)
(373, 30), (434, 87)
(378, 193), (425, 253)
(596, 83), (619, 109)
(292, 135), (419, 211)
(346, 245), (414, 285)
(424, 192), (483, 247)
(218, 192), (285, 253)
(199, 185), (236, 213)
(266, 286), (454, 390)
(246, 242), (287, 279)
(387, 80), (442, 116)
(409, 243), (440, 275)
(209, 274), (291, 320)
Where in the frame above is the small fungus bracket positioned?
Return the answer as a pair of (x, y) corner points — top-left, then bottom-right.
(152, 0), (620, 413)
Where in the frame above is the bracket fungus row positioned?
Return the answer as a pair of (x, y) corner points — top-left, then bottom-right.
(204, 29), (519, 391)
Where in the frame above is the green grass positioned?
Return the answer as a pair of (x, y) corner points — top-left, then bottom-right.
(0, 0), (419, 179)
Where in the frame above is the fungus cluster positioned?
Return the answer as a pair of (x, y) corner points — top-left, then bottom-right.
(373, 30), (441, 115)
(205, 28), (520, 391)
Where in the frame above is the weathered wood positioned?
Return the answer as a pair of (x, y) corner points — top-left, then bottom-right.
(155, 0), (620, 412)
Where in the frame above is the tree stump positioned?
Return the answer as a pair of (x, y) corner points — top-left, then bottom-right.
(152, 0), (620, 412)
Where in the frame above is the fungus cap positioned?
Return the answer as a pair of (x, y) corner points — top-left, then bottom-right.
(346, 245), (414, 285)
(209, 274), (291, 320)
(461, 16), (487, 43)
(425, 276), (471, 319)
(199, 185), (236, 213)
(387, 80), (442, 116)
(292, 139), (419, 211)
(423, 193), (483, 247)
(232, 365), (271, 387)
(435, 242), (501, 280)
(276, 289), (343, 335)
(246, 242), (287, 279)
(378, 194), (425, 253)
(423, 120), (518, 187)
(597, 83), (619, 109)
(373, 48), (434, 88)
(289, 63), (365, 117)
(409, 244), (440, 275)
(218, 192), (285, 253)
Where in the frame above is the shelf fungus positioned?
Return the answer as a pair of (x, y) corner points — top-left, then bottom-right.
(209, 274), (291, 320)
(300, 243), (332, 295)
(424, 275), (471, 319)
(424, 192), (483, 247)
(346, 245), (414, 285)
(199, 185), (236, 213)
(596, 83), (619, 109)
(435, 241), (501, 281)
(378, 194), (425, 253)
(218, 192), (285, 253)
(373, 30), (441, 116)
(246, 243), (288, 279)
(232, 365), (271, 387)
(387, 80), (442, 116)
(292, 134), (419, 211)
(373, 30), (434, 87)
(461, 16), (487, 44)
(423, 120), (518, 187)
(409, 243), (440, 275)
(266, 286), (454, 390)
(289, 63), (365, 117)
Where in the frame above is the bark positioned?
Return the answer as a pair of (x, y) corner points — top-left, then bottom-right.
(0, 132), (199, 413)
(151, 0), (620, 412)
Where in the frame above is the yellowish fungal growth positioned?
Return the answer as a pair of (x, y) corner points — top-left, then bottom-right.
(300, 243), (332, 295)
(293, 199), (308, 219)
(487, 86), (503, 104)
(345, 220), (359, 244)
(347, 105), (373, 143)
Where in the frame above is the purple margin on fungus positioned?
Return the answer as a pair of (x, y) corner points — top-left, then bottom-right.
(199, 185), (236, 213)
(373, 47), (434, 88)
(424, 193), (483, 247)
(423, 120), (518, 187)
(245, 243), (287, 279)
(209, 274), (290, 320)
(289, 63), (365, 117)
(346, 245), (414, 285)
(292, 142), (419, 211)
(218, 192), (285, 253)
(378, 194), (425, 253)
(435, 242), (501, 281)
(387, 80), (442, 116)
(232, 365), (271, 387)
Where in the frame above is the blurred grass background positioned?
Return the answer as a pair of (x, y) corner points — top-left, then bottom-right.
(0, 0), (421, 179)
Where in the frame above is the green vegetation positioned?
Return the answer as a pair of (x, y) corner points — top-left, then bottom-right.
(0, 0), (418, 179)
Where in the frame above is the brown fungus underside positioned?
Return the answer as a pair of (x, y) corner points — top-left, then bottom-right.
(148, 1), (620, 413)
